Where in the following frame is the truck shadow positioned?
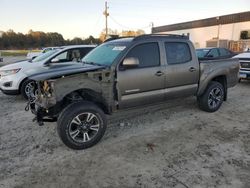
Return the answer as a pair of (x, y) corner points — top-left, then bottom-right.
(108, 96), (198, 126)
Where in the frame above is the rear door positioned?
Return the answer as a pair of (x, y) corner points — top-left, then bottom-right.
(117, 42), (165, 108)
(163, 41), (199, 98)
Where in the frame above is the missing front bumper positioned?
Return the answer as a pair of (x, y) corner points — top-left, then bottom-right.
(29, 103), (57, 126)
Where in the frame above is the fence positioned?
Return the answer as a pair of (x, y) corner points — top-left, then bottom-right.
(228, 40), (250, 52)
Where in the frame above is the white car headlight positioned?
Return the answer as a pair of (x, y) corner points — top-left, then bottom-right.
(0, 68), (21, 77)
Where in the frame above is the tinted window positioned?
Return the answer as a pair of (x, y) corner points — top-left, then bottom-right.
(165, 42), (191, 64)
(80, 47), (94, 57)
(219, 48), (231, 56)
(207, 49), (219, 58)
(125, 43), (160, 68)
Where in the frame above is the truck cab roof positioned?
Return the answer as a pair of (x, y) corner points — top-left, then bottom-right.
(105, 34), (189, 44)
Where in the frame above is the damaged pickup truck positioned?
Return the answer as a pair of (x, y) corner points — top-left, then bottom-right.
(27, 34), (239, 149)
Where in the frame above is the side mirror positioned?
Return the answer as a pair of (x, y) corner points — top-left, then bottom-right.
(51, 58), (59, 63)
(122, 57), (139, 69)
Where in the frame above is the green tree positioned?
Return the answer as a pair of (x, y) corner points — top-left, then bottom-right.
(0, 29), (101, 49)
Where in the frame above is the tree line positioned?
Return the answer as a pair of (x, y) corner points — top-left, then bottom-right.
(0, 29), (146, 50)
(0, 30), (101, 50)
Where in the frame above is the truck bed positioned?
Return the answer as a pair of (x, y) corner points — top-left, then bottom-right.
(198, 58), (239, 95)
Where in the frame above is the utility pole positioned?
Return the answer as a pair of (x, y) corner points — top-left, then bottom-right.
(151, 22), (154, 34)
(216, 17), (220, 47)
(103, 1), (109, 39)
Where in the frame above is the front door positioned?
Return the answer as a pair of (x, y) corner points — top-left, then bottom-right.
(117, 42), (165, 108)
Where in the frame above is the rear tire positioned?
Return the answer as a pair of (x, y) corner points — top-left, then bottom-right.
(57, 101), (107, 150)
(197, 81), (225, 112)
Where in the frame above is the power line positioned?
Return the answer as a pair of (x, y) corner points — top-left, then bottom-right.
(92, 13), (104, 32)
(109, 15), (151, 31)
(109, 16), (133, 30)
(103, 1), (152, 35)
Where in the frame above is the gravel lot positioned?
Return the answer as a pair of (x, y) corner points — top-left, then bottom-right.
(0, 79), (250, 187)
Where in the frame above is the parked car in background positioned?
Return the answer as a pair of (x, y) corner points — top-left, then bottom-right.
(244, 47), (250, 52)
(233, 52), (250, 81)
(0, 45), (96, 99)
(196, 47), (236, 60)
(28, 34), (239, 149)
(26, 47), (59, 60)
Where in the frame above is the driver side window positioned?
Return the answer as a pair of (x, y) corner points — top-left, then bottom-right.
(123, 42), (160, 68)
(55, 51), (68, 62)
(53, 49), (82, 63)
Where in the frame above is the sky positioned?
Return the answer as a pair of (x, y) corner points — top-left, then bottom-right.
(0, 0), (249, 39)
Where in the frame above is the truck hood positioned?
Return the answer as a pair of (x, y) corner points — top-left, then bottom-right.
(29, 63), (107, 81)
(24, 61), (83, 76)
(233, 52), (250, 59)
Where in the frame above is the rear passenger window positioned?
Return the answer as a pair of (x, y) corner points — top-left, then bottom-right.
(165, 42), (192, 64)
(125, 43), (160, 68)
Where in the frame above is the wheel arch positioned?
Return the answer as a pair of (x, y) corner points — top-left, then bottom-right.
(62, 88), (111, 115)
(198, 75), (228, 101)
(18, 77), (28, 93)
(211, 75), (227, 101)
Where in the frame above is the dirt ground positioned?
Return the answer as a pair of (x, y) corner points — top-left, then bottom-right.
(0, 81), (250, 188)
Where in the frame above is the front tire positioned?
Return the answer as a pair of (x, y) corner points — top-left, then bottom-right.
(20, 79), (37, 100)
(197, 81), (225, 112)
(57, 101), (107, 150)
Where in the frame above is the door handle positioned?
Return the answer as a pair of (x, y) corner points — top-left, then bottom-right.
(155, 71), (164, 76)
(189, 67), (196, 72)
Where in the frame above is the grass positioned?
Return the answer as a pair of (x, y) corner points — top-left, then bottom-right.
(0, 50), (41, 56)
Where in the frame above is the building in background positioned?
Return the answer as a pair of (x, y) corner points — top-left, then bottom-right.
(152, 11), (250, 52)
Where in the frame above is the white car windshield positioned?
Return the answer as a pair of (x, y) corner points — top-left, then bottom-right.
(31, 49), (59, 63)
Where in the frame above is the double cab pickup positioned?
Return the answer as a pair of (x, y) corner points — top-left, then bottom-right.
(28, 34), (239, 149)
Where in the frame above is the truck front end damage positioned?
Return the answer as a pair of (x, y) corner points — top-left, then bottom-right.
(28, 68), (116, 126)
(28, 80), (60, 125)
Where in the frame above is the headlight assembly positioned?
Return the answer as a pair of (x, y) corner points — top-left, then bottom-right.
(0, 68), (21, 77)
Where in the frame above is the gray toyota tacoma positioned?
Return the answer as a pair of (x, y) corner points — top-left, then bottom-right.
(27, 34), (239, 150)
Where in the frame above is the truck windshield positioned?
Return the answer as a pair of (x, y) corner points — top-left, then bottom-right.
(82, 43), (127, 66)
(32, 49), (59, 63)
